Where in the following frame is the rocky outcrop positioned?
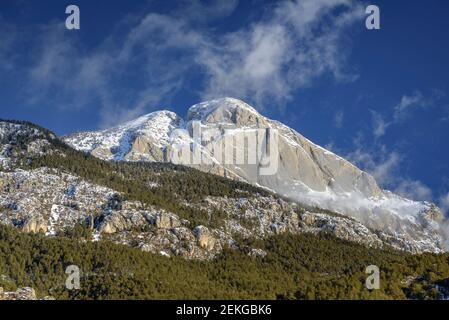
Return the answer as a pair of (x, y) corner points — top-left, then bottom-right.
(125, 136), (165, 162)
(21, 216), (48, 234)
(154, 212), (181, 229)
(193, 226), (216, 251)
(99, 210), (183, 234)
(100, 210), (149, 234)
(298, 212), (384, 249)
(0, 168), (114, 236)
(0, 287), (37, 300)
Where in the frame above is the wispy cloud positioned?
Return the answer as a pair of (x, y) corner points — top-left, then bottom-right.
(341, 131), (447, 204)
(24, 16), (193, 127)
(393, 90), (445, 122)
(395, 179), (433, 202)
(334, 110), (344, 128)
(366, 90), (445, 139)
(345, 143), (438, 202)
(27, 23), (83, 106)
(199, 0), (364, 105)
(345, 142), (401, 187)
(370, 110), (390, 139)
(1, 0), (365, 127)
(393, 91), (428, 122)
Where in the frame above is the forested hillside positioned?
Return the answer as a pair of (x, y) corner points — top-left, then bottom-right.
(1, 224), (449, 300)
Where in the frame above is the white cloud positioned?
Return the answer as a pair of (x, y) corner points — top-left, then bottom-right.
(371, 110), (390, 139)
(26, 16), (194, 126)
(198, 0), (364, 106)
(29, 24), (78, 88)
(371, 152), (402, 186)
(393, 91), (427, 121)
(395, 179), (433, 202)
(5, 0), (364, 127)
(346, 146), (401, 187)
(345, 144), (436, 202)
(392, 90), (447, 122)
(341, 132), (440, 203)
(367, 90), (445, 139)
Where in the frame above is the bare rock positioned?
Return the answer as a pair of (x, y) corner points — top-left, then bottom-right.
(0, 287), (37, 300)
(248, 248), (267, 258)
(193, 226), (216, 251)
(22, 216), (47, 234)
(155, 212), (181, 229)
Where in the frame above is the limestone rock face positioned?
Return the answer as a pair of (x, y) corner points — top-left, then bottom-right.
(125, 135), (165, 162)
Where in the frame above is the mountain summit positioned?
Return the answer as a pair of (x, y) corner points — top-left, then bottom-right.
(64, 98), (446, 252)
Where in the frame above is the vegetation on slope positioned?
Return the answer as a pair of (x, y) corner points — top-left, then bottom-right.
(1, 224), (449, 300)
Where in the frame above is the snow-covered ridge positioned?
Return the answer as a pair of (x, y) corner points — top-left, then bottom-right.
(65, 110), (184, 160)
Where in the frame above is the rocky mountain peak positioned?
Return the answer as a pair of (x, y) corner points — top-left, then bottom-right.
(187, 97), (265, 127)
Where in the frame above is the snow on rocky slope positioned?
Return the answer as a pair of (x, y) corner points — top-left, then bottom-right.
(66, 111), (185, 162)
(63, 98), (448, 253)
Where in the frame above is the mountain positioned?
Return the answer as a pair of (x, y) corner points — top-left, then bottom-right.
(2, 118), (449, 300)
(0, 119), (397, 259)
(64, 98), (447, 253)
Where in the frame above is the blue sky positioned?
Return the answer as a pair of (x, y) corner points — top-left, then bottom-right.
(1, 0), (449, 210)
